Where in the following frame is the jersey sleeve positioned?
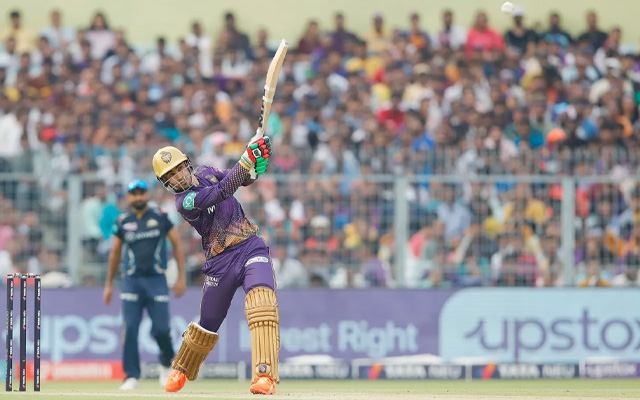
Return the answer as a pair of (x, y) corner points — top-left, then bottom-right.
(112, 214), (125, 239)
(176, 192), (201, 222)
(179, 163), (250, 214)
(197, 165), (229, 182)
(215, 167), (255, 186)
(210, 167), (229, 181)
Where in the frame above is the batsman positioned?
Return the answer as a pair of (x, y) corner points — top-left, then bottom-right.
(153, 135), (278, 394)
(154, 40), (287, 395)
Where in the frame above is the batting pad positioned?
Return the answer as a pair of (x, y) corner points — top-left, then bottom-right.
(245, 286), (280, 383)
(172, 322), (218, 381)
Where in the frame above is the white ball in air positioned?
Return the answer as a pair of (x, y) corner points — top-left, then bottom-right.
(501, 2), (515, 14)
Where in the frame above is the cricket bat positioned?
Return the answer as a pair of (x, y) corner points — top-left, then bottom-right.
(256, 39), (289, 139)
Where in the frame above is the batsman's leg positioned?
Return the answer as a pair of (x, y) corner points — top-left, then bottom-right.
(242, 247), (279, 394)
(165, 269), (238, 392)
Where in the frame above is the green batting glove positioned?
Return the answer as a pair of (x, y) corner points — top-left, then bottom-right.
(255, 158), (269, 175)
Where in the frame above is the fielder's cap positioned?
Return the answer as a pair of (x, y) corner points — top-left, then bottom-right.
(127, 179), (148, 192)
(513, 6), (525, 17)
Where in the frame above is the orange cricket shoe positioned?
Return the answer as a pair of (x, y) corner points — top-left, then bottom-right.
(250, 376), (276, 395)
(164, 370), (187, 392)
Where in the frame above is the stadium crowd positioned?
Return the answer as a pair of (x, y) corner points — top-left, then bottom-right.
(0, 8), (640, 289)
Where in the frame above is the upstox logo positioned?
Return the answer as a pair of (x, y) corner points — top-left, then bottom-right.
(439, 289), (640, 363)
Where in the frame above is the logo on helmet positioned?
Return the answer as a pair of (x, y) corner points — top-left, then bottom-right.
(160, 151), (172, 164)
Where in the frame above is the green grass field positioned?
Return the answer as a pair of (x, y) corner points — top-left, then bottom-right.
(4, 379), (640, 400)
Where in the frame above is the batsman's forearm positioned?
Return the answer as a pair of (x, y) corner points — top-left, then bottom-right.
(106, 250), (121, 286)
(242, 173), (258, 186)
(219, 162), (251, 198)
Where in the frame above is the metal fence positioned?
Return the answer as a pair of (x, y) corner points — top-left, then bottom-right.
(0, 173), (638, 288)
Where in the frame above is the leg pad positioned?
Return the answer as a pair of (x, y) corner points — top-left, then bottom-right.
(171, 322), (218, 381)
(245, 287), (280, 384)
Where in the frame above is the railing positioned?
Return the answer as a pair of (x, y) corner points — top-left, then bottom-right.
(0, 172), (637, 288)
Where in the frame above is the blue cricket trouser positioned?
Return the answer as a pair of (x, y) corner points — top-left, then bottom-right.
(120, 274), (174, 379)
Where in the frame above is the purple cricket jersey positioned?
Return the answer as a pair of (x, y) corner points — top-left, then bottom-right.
(174, 163), (258, 260)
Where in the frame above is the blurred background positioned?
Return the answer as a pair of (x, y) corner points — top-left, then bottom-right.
(1, 0), (640, 382)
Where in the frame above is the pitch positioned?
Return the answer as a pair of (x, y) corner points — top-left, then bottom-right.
(3, 379), (640, 399)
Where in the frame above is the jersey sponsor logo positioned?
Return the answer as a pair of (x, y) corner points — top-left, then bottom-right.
(153, 295), (170, 303)
(207, 205), (216, 214)
(124, 229), (162, 243)
(205, 276), (220, 287)
(120, 293), (139, 302)
(245, 256), (269, 266)
(122, 222), (138, 231)
(182, 192), (196, 210)
(147, 219), (159, 228)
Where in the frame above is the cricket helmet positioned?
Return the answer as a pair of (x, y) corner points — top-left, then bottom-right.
(152, 146), (194, 193)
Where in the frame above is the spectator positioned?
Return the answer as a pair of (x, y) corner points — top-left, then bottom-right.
(542, 12), (572, 49)
(0, 10), (36, 54)
(465, 12), (505, 57)
(589, 58), (634, 104)
(140, 37), (167, 74)
(222, 12), (251, 56)
(0, 37), (20, 73)
(433, 9), (467, 51)
(296, 20), (321, 55)
(80, 182), (108, 259)
(255, 28), (279, 58)
(364, 14), (392, 55)
(437, 185), (472, 245)
(0, 107), (26, 159)
(330, 12), (359, 54)
(0, 239), (19, 277)
(504, 6), (538, 55)
(376, 91), (405, 133)
(272, 243), (308, 288)
(577, 11), (608, 53)
(185, 21), (212, 76)
(611, 266), (640, 287)
(404, 13), (430, 52)
(40, 9), (75, 50)
(578, 260), (612, 287)
(84, 11), (115, 60)
(38, 248), (73, 288)
(594, 27), (623, 74)
(220, 48), (252, 78)
(505, 109), (545, 149)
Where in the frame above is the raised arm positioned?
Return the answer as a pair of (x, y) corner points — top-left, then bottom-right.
(181, 137), (272, 211)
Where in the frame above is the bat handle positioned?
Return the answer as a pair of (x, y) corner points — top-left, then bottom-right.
(254, 128), (264, 140)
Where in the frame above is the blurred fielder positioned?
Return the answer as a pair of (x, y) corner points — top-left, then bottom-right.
(152, 134), (279, 394)
(103, 179), (187, 390)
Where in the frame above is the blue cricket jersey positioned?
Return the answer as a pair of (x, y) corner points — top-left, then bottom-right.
(112, 207), (174, 276)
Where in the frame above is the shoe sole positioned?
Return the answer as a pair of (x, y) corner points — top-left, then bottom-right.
(250, 388), (276, 395)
